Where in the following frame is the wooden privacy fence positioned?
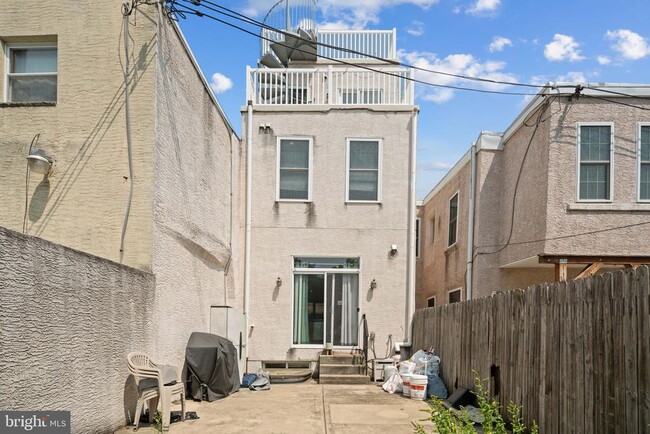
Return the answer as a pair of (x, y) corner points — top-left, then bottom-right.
(411, 266), (650, 433)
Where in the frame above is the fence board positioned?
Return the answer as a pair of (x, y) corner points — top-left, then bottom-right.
(410, 267), (649, 433)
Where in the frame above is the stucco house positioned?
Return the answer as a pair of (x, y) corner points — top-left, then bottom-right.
(416, 84), (650, 307)
(0, 0), (243, 367)
(241, 1), (418, 378)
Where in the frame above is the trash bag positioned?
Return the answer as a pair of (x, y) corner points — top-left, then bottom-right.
(412, 350), (440, 376)
(398, 360), (416, 375)
(382, 372), (403, 394)
(250, 370), (271, 391)
(427, 373), (448, 399)
(241, 373), (257, 388)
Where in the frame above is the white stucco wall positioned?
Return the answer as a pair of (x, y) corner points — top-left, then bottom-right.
(0, 1), (157, 270)
(151, 17), (242, 366)
(244, 108), (414, 367)
(0, 226), (156, 434)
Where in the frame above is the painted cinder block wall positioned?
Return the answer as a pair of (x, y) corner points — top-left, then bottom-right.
(244, 108), (415, 367)
(0, 227), (156, 434)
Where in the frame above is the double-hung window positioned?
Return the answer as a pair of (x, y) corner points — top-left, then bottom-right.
(639, 124), (650, 201)
(5, 43), (57, 103)
(577, 124), (613, 201)
(448, 193), (458, 247)
(277, 138), (312, 201)
(347, 139), (381, 202)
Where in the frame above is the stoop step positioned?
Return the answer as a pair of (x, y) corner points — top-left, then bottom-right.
(319, 364), (363, 375)
(319, 374), (370, 385)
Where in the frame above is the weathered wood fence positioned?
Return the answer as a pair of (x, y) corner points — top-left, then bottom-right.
(411, 266), (650, 433)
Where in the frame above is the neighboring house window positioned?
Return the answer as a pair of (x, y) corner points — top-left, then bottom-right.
(429, 217), (435, 245)
(5, 43), (57, 103)
(448, 288), (461, 304)
(640, 125), (650, 201)
(427, 297), (435, 308)
(347, 139), (381, 202)
(448, 193), (458, 247)
(277, 138), (312, 201)
(578, 125), (613, 201)
(415, 218), (420, 258)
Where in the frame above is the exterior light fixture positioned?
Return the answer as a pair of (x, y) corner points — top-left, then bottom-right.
(390, 244), (398, 256)
(276, 276), (282, 287)
(370, 279), (377, 290)
(27, 149), (54, 176)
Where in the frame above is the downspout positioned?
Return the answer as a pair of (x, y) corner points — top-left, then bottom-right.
(398, 107), (418, 354)
(120, 5), (134, 263)
(244, 101), (253, 363)
(466, 142), (477, 300)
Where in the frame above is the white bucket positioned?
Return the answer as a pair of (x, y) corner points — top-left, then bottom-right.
(402, 374), (412, 397)
(410, 374), (427, 400)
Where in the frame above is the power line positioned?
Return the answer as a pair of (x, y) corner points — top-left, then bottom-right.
(165, 1), (538, 96)
(179, 0), (555, 91)
(583, 94), (650, 111)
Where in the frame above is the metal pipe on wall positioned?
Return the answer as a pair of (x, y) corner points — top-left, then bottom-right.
(404, 107), (419, 345)
(244, 101), (253, 363)
(466, 142), (477, 300)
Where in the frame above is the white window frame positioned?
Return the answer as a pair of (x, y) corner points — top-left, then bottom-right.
(415, 218), (421, 258)
(346, 138), (383, 203)
(290, 255), (362, 350)
(448, 288), (462, 304)
(638, 123), (650, 203)
(576, 122), (615, 203)
(447, 191), (459, 248)
(426, 296), (436, 308)
(4, 42), (57, 103)
(276, 137), (313, 202)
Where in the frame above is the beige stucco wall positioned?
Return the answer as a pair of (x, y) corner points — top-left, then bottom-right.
(244, 108), (414, 367)
(0, 226), (156, 434)
(0, 1), (157, 270)
(416, 160), (471, 308)
(151, 16), (243, 366)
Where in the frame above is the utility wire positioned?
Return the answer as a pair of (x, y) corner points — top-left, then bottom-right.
(165, 1), (537, 96)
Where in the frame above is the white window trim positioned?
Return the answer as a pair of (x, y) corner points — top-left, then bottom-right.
(426, 296), (436, 308)
(290, 255), (363, 350)
(415, 218), (421, 258)
(638, 123), (650, 203)
(346, 138), (383, 203)
(447, 191), (459, 248)
(576, 122), (615, 203)
(276, 136), (313, 202)
(4, 42), (57, 103)
(448, 288), (462, 303)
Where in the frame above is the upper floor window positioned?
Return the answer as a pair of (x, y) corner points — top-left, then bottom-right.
(639, 125), (650, 201)
(347, 139), (381, 202)
(448, 193), (458, 247)
(448, 288), (461, 304)
(427, 296), (435, 308)
(5, 44), (57, 103)
(277, 138), (312, 201)
(577, 124), (613, 201)
(415, 218), (420, 258)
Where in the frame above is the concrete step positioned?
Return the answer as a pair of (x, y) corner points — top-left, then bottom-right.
(319, 374), (370, 385)
(319, 354), (362, 365)
(319, 364), (364, 375)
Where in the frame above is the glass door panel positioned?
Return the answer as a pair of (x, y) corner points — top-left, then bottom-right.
(293, 274), (325, 345)
(327, 274), (359, 346)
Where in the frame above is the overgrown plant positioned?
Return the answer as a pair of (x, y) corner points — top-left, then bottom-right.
(413, 371), (539, 434)
(153, 410), (163, 433)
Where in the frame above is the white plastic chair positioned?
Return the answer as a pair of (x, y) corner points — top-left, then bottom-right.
(127, 352), (185, 432)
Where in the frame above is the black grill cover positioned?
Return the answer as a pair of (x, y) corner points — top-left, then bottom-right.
(185, 332), (240, 402)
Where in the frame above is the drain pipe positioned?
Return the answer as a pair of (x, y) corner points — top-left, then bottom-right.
(397, 107), (418, 356)
(119, 5), (134, 263)
(466, 141), (477, 300)
(244, 101), (253, 362)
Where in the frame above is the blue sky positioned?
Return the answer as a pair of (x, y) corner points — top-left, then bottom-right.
(177, 0), (650, 198)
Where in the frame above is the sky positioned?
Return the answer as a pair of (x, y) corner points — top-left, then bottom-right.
(176, 0), (650, 198)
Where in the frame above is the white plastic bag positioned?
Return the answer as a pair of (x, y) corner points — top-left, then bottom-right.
(398, 360), (416, 375)
(382, 372), (403, 394)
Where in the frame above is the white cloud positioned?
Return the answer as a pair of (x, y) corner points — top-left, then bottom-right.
(209, 72), (233, 94)
(530, 71), (587, 86)
(544, 34), (585, 62)
(489, 36), (512, 52)
(597, 55), (611, 65)
(407, 20), (425, 37)
(419, 160), (454, 172)
(605, 29), (650, 60)
(242, 0), (438, 29)
(399, 50), (518, 104)
(467, 0), (501, 15)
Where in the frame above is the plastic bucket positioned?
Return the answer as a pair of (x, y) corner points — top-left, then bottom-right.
(402, 374), (412, 397)
(410, 374), (427, 400)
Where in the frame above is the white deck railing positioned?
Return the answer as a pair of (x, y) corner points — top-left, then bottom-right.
(247, 65), (414, 106)
(260, 29), (397, 61)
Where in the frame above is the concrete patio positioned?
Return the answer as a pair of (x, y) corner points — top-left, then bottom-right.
(115, 382), (434, 433)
